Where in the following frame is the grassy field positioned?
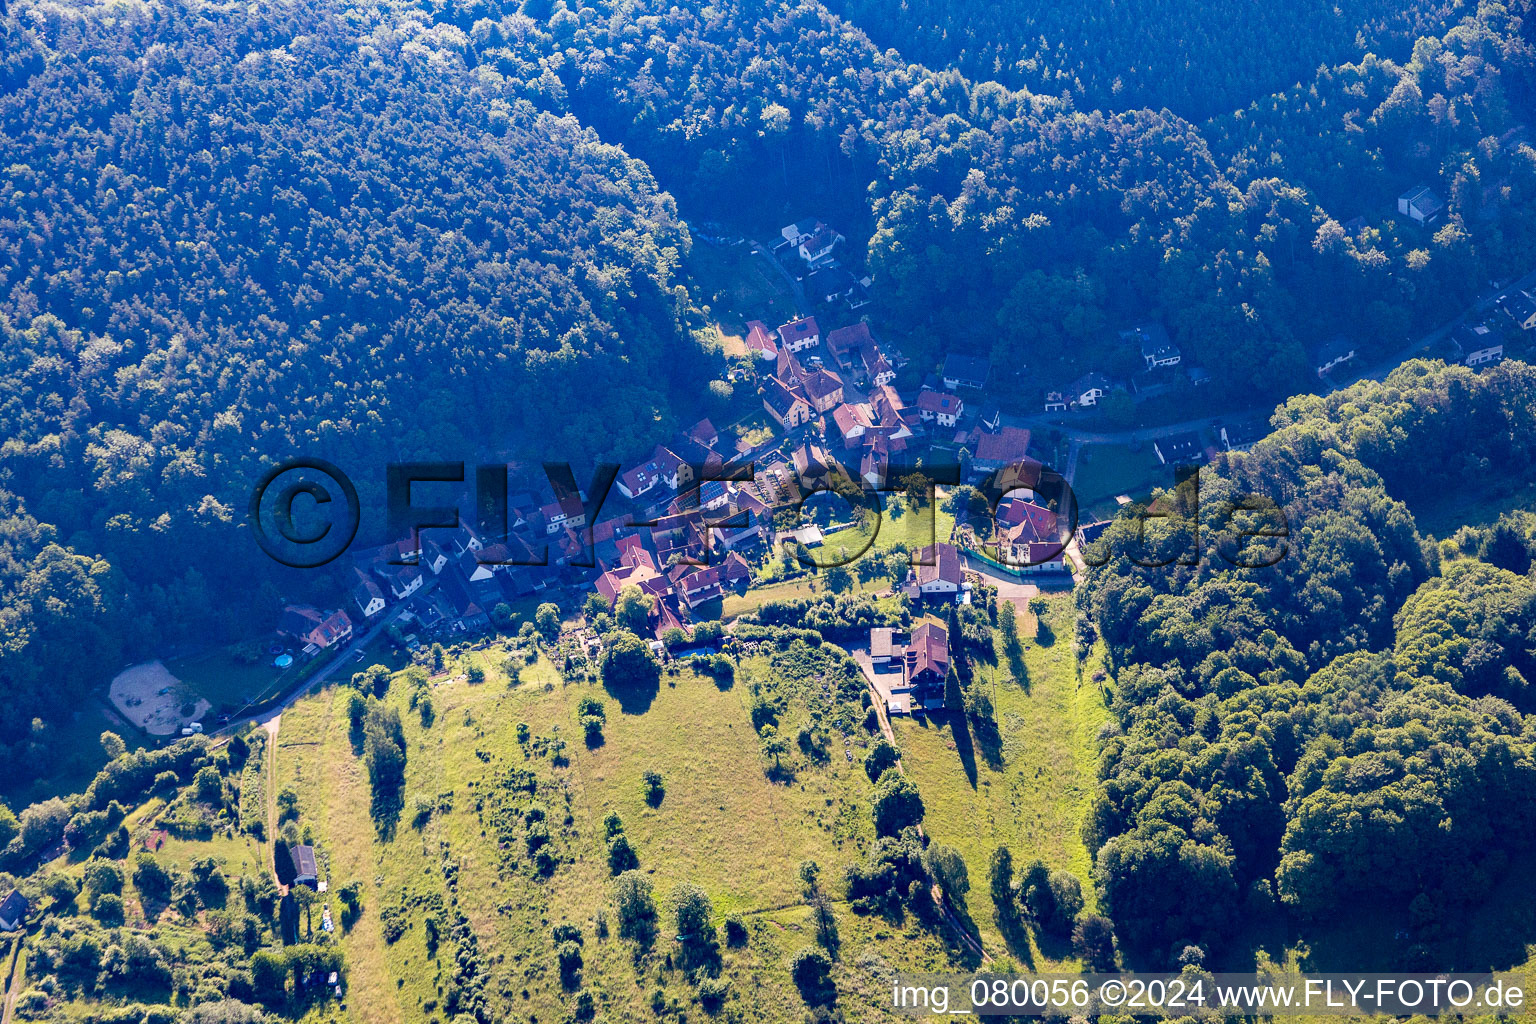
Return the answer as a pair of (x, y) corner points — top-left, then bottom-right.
(686, 241), (798, 351)
(892, 591), (1111, 966)
(1070, 443), (1168, 518)
(168, 644), (302, 712)
(822, 497), (956, 561)
(274, 645), (962, 1023)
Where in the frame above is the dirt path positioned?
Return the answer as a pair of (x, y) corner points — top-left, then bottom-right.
(1, 939), (24, 1024)
(263, 715), (281, 881)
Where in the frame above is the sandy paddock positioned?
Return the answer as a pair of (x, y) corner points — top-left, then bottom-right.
(109, 660), (212, 736)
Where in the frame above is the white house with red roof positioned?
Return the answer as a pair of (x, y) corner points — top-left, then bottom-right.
(744, 320), (779, 361)
(910, 543), (963, 597)
(917, 390), (964, 427)
(798, 223), (842, 266)
(279, 605), (353, 649)
(777, 316), (821, 352)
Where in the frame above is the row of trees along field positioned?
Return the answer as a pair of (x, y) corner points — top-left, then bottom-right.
(1076, 359), (1536, 965)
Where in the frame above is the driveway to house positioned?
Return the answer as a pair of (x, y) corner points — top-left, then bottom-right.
(749, 240), (809, 310)
(208, 593), (421, 741)
(960, 553), (1046, 604)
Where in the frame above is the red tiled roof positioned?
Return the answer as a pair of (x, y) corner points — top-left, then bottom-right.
(914, 543), (962, 588)
(917, 390), (962, 415)
(763, 377), (808, 419)
(802, 368), (843, 401)
(905, 620), (949, 682)
(974, 426), (1032, 463)
(825, 322), (874, 363)
(745, 320), (777, 356)
(831, 403), (872, 438)
(777, 316), (820, 346)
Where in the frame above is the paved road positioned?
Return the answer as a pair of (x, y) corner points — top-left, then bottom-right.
(210, 594), (419, 741)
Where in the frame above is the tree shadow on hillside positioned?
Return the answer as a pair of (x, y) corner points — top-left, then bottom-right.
(971, 713), (1005, 772)
(604, 672), (660, 716)
(1004, 640), (1031, 694)
(946, 709), (979, 790)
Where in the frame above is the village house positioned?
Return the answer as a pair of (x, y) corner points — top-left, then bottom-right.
(595, 535), (671, 611)
(917, 390), (963, 428)
(290, 844), (319, 888)
(685, 418), (719, 450)
(941, 353), (990, 390)
(971, 426), (1033, 474)
(798, 223), (843, 267)
(1220, 420), (1266, 452)
(861, 344), (896, 387)
(351, 573), (387, 620)
(1154, 433), (1206, 466)
(908, 542), (963, 598)
(378, 562), (424, 600)
(0, 890), (29, 931)
(825, 322), (899, 387)
(1311, 334), (1356, 378)
(800, 367), (846, 413)
(541, 490), (588, 536)
(869, 626), (904, 666)
(1068, 372), (1112, 408)
(859, 433), (906, 488)
(279, 605), (353, 650)
(674, 553), (753, 608)
(824, 322), (869, 370)
(777, 316), (822, 352)
(1397, 184), (1444, 226)
(832, 402), (873, 446)
(617, 452), (667, 500)
(869, 385), (916, 439)
(1454, 323), (1504, 367)
(1500, 291), (1536, 330)
(1122, 321), (1181, 369)
(807, 266), (855, 304)
(899, 620), (949, 713)
(744, 319), (778, 361)
(976, 404), (1002, 432)
(780, 217), (820, 248)
(1044, 390), (1069, 413)
(792, 442), (841, 491)
(996, 497), (1068, 573)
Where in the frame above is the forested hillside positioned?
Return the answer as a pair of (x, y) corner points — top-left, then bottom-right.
(821, 0), (1468, 120)
(2, 0), (1534, 823)
(0, 0), (714, 773)
(1077, 360), (1536, 964)
(477, 0), (1536, 394)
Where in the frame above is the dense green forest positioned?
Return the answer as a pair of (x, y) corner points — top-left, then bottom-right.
(821, 0), (1470, 120)
(470, 0), (1536, 392)
(0, 0), (717, 775)
(1077, 359), (1536, 964)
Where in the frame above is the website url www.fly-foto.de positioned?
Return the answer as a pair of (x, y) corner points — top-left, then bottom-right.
(889, 972), (1528, 1016)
